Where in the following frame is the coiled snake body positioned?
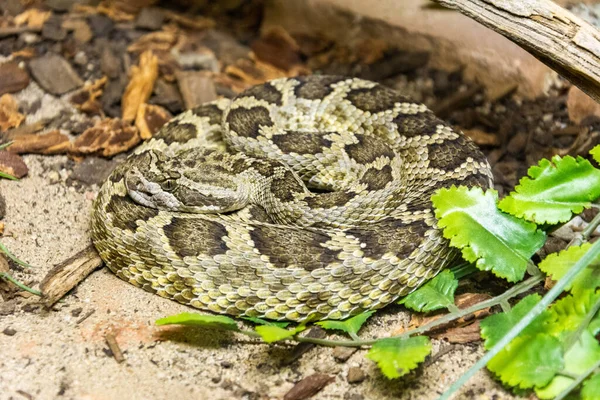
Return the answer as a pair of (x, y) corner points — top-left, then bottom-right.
(91, 76), (492, 321)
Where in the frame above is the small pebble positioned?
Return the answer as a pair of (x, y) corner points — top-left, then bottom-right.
(3, 327), (17, 336)
(74, 51), (88, 66)
(333, 346), (357, 362)
(347, 367), (366, 384)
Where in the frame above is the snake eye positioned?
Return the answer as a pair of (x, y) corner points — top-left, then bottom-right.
(161, 179), (178, 192)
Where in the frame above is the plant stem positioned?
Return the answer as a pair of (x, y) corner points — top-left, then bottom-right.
(438, 239), (600, 400)
(235, 274), (544, 348)
(0, 241), (34, 269)
(0, 273), (41, 296)
(555, 360), (600, 400)
(581, 209), (600, 242)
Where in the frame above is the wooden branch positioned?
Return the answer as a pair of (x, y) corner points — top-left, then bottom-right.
(434, 0), (600, 103)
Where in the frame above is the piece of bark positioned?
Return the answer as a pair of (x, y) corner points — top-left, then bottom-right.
(225, 58), (291, 87)
(73, 118), (140, 157)
(14, 8), (52, 29)
(280, 326), (327, 366)
(283, 374), (335, 400)
(0, 94), (24, 132)
(0, 62), (30, 95)
(70, 77), (107, 115)
(431, 320), (482, 344)
(29, 54), (84, 95)
(122, 51), (159, 122)
(0, 152), (28, 178)
(126, 28), (178, 54)
(163, 10), (215, 31)
(434, 0), (600, 103)
(61, 18), (93, 43)
(135, 103), (172, 140)
(135, 7), (164, 30)
(462, 128), (500, 146)
(40, 246), (103, 307)
(151, 79), (183, 113)
(251, 26), (304, 72)
(359, 50), (430, 81)
(8, 130), (71, 154)
(175, 70), (217, 109)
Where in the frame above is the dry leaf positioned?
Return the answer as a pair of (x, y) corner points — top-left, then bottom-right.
(463, 128), (500, 146)
(70, 77), (108, 115)
(225, 57), (299, 87)
(73, 118), (140, 157)
(135, 104), (172, 140)
(251, 26), (304, 73)
(0, 95), (25, 132)
(14, 8), (52, 29)
(122, 51), (159, 122)
(164, 10), (215, 30)
(8, 130), (72, 154)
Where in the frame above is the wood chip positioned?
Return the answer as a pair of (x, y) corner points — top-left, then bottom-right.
(29, 54), (84, 95)
(73, 118), (140, 157)
(163, 10), (215, 31)
(105, 332), (125, 363)
(462, 128), (500, 146)
(99, 41), (123, 79)
(251, 26), (303, 73)
(0, 151), (28, 178)
(283, 374), (335, 400)
(70, 77), (107, 115)
(122, 50), (159, 122)
(7, 130), (71, 154)
(433, 85), (482, 118)
(175, 70), (217, 109)
(225, 58), (291, 87)
(14, 8), (52, 29)
(151, 78), (183, 113)
(126, 27), (178, 54)
(135, 7), (165, 30)
(359, 50), (430, 81)
(135, 103), (171, 140)
(0, 62), (30, 95)
(40, 245), (103, 307)
(0, 94), (24, 132)
(61, 18), (93, 43)
(431, 320), (482, 344)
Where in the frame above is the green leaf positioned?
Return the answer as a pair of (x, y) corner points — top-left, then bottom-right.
(591, 145), (600, 164)
(536, 330), (600, 399)
(582, 372), (600, 400)
(480, 294), (551, 349)
(487, 334), (563, 389)
(254, 325), (305, 343)
(498, 155), (600, 224)
(155, 313), (239, 331)
(432, 186), (546, 282)
(546, 290), (600, 338)
(539, 243), (600, 294)
(0, 171), (18, 180)
(242, 316), (290, 328)
(366, 336), (431, 379)
(316, 310), (375, 338)
(398, 270), (458, 312)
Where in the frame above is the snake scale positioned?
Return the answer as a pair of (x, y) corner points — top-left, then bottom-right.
(91, 75), (493, 322)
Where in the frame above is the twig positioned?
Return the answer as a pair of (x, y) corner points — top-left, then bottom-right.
(76, 309), (96, 325)
(105, 333), (125, 363)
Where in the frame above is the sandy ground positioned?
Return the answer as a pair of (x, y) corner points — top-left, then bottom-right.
(0, 85), (517, 400)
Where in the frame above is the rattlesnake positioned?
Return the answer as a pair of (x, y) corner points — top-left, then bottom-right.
(91, 75), (492, 322)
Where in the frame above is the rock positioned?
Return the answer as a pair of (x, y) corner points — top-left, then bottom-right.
(176, 70), (217, 109)
(0, 300), (16, 316)
(135, 7), (165, 30)
(151, 79), (183, 114)
(2, 327), (17, 336)
(74, 51), (88, 66)
(42, 16), (67, 41)
(88, 14), (114, 37)
(567, 86), (600, 125)
(29, 54), (84, 95)
(0, 191), (5, 219)
(347, 367), (366, 384)
(0, 151), (28, 178)
(69, 157), (117, 186)
(0, 0), (24, 16)
(172, 47), (220, 72)
(333, 346), (357, 362)
(0, 62), (30, 96)
(99, 42), (123, 79)
(45, 0), (78, 12)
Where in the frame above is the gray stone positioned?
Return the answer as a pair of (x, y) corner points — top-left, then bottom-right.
(29, 54), (83, 95)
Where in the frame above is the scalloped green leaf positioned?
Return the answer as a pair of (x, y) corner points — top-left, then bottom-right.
(366, 336), (431, 379)
(498, 155), (600, 224)
(316, 310), (375, 337)
(255, 325), (305, 343)
(480, 294), (551, 349)
(546, 290), (600, 338)
(242, 316), (290, 328)
(582, 372), (600, 400)
(539, 243), (600, 294)
(591, 145), (600, 164)
(398, 270), (458, 312)
(156, 313), (239, 331)
(536, 330), (600, 399)
(487, 334), (563, 389)
(432, 187), (546, 282)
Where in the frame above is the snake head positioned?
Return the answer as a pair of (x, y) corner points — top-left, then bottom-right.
(125, 149), (252, 214)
